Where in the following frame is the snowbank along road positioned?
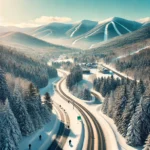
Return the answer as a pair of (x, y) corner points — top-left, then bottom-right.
(48, 102), (70, 150)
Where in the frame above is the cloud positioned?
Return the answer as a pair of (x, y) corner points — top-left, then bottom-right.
(1, 16), (72, 28)
(34, 16), (72, 24)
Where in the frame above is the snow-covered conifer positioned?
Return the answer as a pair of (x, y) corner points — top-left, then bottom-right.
(0, 99), (22, 149)
(120, 87), (138, 137)
(144, 134), (150, 150)
(12, 84), (35, 136)
(83, 88), (92, 100)
(102, 95), (109, 114)
(44, 92), (53, 111)
(0, 68), (8, 103)
(25, 83), (43, 130)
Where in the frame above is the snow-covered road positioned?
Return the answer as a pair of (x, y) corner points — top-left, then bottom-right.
(59, 72), (118, 150)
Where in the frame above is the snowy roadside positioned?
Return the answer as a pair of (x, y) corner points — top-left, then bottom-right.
(19, 76), (62, 150)
(40, 77), (61, 96)
(82, 71), (142, 150)
(52, 93), (84, 150)
(97, 105), (143, 150)
(52, 71), (85, 150)
(91, 89), (104, 102)
(19, 108), (60, 150)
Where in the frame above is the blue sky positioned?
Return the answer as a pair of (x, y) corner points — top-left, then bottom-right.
(0, 0), (150, 27)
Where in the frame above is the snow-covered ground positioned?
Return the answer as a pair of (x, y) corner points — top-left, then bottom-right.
(83, 68), (120, 82)
(78, 79), (93, 89)
(40, 77), (61, 96)
(19, 109), (60, 150)
(97, 105), (143, 150)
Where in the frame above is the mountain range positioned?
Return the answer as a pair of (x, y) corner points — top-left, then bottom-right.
(0, 17), (150, 50)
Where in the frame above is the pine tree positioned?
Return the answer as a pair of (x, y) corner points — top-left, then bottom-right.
(0, 68), (8, 103)
(102, 95), (109, 114)
(107, 91), (115, 118)
(83, 88), (92, 100)
(44, 92), (53, 111)
(0, 99), (22, 150)
(126, 96), (150, 146)
(144, 134), (150, 150)
(6, 100), (22, 147)
(138, 79), (145, 95)
(120, 87), (138, 137)
(40, 104), (51, 123)
(12, 84), (35, 136)
(25, 83), (43, 130)
(114, 85), (128, 128)
(36, 90), (51, 123)
(126, 101), (143, 146)
(0, 128), (16, 150)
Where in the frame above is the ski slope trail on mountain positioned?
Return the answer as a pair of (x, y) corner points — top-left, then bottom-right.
(104, 23), (111, 41)
(111, 21), (122, 36)
(70, 24), (82, 37)
(115, 21), (132, 33)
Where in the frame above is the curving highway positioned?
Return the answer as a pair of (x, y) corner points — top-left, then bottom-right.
(48, 103), (70, 150)
(56, 71), (106, 150)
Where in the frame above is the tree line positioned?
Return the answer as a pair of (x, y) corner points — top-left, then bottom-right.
(0, 68), (53, 149)
(115, 48), (150, 81)
(0, 45), (57, 88)
(66, 65), (83, 91)
(94, 75), (150, 147)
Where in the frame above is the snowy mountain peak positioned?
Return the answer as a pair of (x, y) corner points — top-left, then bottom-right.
(81, 20), (98, 26)
(98, 17), (128, 24)
(98, 17), (114, 24)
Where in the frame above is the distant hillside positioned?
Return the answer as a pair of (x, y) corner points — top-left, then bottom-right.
(91, 25), (150, 55)
(0, 44), (57, 88)
(70, 17), (142, 48)
(0, 32), (80, 58)
(115, 47), (150, 81)
(0, 26), (34, 34)
(66, 20), (98, 38)
(0, 32), (55, 48)
(32, 22), (73, 38)
(0, 17), (149, 49)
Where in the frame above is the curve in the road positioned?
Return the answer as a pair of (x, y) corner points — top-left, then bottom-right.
(57, 72), (106, 150)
